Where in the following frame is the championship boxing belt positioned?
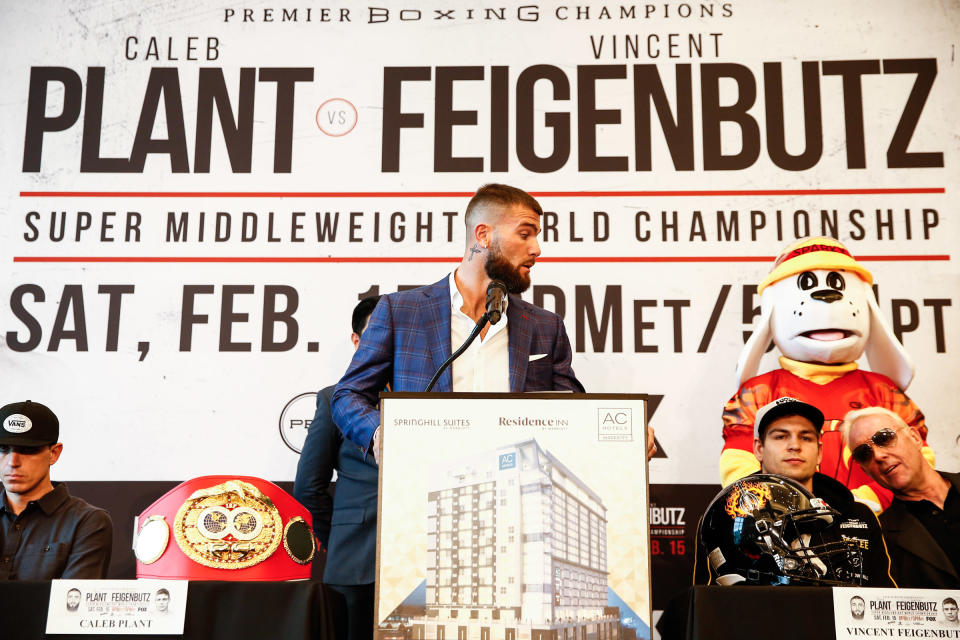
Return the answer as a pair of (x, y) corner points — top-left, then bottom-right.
(133, 475), (316, 580)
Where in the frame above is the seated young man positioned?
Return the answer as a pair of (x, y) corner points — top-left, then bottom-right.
(694, 397), (894, 586)
(0, 400), (112, 580)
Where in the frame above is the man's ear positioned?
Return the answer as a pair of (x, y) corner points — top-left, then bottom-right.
(905, 426), (924, 448)
(474, 221), (492, 249)
(49, 443), (63, 466)
(350, 332), (361, 350)
(753, 437), (764, 462)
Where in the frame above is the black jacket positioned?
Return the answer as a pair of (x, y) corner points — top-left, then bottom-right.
(293, 385), (378, 585)
(879, 471), (960, 589)
(810, 472), (895, 587)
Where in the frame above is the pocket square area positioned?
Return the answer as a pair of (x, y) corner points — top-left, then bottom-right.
(529, 353), (548, 361)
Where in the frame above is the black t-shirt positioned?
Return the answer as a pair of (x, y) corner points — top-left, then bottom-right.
(901, 477), (960, 577)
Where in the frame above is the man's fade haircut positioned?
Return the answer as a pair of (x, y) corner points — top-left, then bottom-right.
(352, 296), (382, 336)
(944, 597), (958, 607)
(464, 184), (543, 232)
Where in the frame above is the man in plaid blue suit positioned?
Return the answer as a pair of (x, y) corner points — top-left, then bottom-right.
(326, 186), (661, 640)
(331, 183), (584, 463)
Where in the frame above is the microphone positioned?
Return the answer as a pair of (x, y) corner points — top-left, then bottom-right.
(485, 280), (508, 325)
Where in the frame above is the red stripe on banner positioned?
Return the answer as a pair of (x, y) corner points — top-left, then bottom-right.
(11, 255), (951, 264)
(13, 256), (462, 263)
(18, 187), (946, 198)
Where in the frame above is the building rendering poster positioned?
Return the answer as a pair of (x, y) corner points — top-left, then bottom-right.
(377, 394), (651, 640)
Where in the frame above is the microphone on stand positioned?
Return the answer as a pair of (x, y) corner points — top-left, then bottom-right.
(425, 280), (508, 392)
(485, 279), (508, 325)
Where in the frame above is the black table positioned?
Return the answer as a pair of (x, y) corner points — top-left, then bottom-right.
(657, 586), (835, 640)
(1, 580), (333, 639)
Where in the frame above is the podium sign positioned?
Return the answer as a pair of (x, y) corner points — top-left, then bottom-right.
(376, 393), (652, 640)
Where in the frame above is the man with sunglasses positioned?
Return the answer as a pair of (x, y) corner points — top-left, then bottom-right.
(0, 400), (112, 579)
(843, 406), (959, 588)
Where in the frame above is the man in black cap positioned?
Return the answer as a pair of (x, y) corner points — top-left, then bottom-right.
(0, 400), (112, 579)
(694, 396), (894, 585)
(750, 396), (895, 586)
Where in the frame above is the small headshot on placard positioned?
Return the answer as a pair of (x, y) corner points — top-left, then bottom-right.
(942, 598), (959, 627)
(66, 588), (82, 613)
(155, 589), (170, 613)
(850, 595), (865, 620)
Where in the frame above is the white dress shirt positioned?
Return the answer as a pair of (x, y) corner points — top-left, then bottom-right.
(448, 271), (510, 392)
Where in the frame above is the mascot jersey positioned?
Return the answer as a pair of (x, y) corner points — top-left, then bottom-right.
(722, 357), (933, 512)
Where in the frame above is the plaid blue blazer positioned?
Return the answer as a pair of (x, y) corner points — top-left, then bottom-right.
(331, 276), (584, 453)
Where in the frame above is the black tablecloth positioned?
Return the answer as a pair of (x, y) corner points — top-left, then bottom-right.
(1, 580), (333, 639)
(657, 586), (835, 640)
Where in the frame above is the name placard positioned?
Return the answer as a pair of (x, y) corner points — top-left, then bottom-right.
(46, 580), (188, 635)
(834, 587), (960, 639)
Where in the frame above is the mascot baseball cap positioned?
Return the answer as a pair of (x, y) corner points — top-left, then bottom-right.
(757, 237), (873, 295)
(754, 397), (824, 440)
(0, 400), (60, 446)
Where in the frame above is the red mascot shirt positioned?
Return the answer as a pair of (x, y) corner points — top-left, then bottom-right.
(722, 363), (928, 511)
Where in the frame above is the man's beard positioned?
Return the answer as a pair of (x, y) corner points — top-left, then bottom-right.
(485, 242), (531, 294)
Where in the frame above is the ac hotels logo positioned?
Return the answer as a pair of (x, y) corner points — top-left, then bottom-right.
(597, 408), (632, 441)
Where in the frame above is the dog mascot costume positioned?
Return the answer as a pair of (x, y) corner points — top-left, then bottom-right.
(721, 237), (935, 512)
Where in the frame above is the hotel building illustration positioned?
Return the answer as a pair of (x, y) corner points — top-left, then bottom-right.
(380, 439), (622, 640)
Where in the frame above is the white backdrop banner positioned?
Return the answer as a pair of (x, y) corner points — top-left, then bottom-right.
(1, 0), (957, 483)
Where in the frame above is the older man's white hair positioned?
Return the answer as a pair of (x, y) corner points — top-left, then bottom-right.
(840, 406), (909, 446)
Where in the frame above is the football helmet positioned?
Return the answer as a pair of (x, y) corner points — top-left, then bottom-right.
(698, 474), (864, 586)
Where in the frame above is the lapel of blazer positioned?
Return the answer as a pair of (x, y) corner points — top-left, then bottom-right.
(422, 277), (453, 392)
(884, 483), (960, 580)
(507, 295), (533, 392)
